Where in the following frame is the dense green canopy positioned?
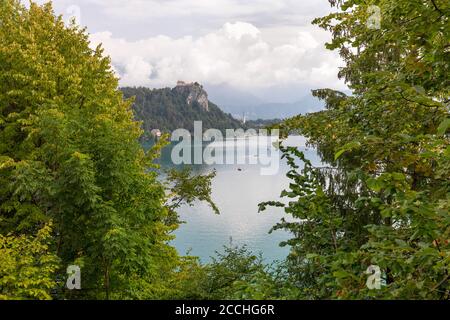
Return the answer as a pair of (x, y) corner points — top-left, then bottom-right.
(263, 0), (449, 299)
(0, 0), (185, 299)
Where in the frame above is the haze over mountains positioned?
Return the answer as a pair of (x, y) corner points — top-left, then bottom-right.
(204, 84), (325, 120)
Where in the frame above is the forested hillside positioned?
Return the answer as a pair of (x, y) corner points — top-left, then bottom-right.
(121, 85), (243, 137)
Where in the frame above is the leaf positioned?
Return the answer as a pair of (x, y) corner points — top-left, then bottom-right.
(391, 173), (405, 181)
(413, 85), (425, 95)
(394, 239), (408, 248)
(333, 270), (350, 279)
(366, 178), (383, 192)
(334, 141), (361, 160)
(437, 118), (450, 136)
(306, 253), (319, 259)
(445, 146), (450, 157)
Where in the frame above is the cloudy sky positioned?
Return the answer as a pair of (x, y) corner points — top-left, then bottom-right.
(30, 0), (346, 103)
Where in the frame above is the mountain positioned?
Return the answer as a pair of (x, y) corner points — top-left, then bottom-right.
(121, 82), (243, 138)
(204, 83), (263, 107)
(219, 95), (324, 120)
(204, 83), (325, 120)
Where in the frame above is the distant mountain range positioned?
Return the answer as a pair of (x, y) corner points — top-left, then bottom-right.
(205, 84), (324, 120)
(219, 98), (324, 120)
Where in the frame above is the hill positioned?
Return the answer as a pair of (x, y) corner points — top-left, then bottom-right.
(121, 82), (244, 138)
(219, 96), (324, 120)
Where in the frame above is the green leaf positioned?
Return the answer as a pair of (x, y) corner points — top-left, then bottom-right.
(437, 118), (450, 136)
(333, 270), (350, 279)
(334, 141), (361, 160)
(413, 85), (425, 94)
(391, 173), (405, 181)
(306, 253), (319, 259)
(366, 178), (383, 192)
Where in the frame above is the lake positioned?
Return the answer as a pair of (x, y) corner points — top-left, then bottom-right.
(152, 135), (320, 263)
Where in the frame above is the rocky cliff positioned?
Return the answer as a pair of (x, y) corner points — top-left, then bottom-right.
(173, 81), (210, 111)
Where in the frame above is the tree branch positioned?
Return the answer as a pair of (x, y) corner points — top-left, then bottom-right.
(430, 0), (444, 15)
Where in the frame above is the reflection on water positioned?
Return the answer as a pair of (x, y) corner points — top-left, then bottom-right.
(149, 136), (320, 263)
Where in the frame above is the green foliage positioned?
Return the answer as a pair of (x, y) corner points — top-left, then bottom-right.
(0, 223), (60, 300)
(202, 245), (272, 299)
(264, 0), (450, 299)
(0, 1), (231, 300)
(166, 167), (220, 216)
(121, 87), (243, 137)
(192, 245), (291, 300)
(0, 0), (180, 299)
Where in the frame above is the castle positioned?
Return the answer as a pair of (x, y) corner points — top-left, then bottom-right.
(174, 81), (209, 111)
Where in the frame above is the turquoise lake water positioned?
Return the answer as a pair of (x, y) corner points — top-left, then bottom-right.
(152, 135), (320, 263)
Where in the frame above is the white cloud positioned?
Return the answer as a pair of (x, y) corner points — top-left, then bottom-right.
(121, 56), (154, 85)
(90, 21), (345, 91)
(23, 1), (346, 100)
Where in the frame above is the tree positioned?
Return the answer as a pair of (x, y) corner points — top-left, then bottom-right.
(0, 223), (59, 300)
(0, 0), (180, 299)
(263, 0), (449, 299)
(166, 167), (220, 216)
